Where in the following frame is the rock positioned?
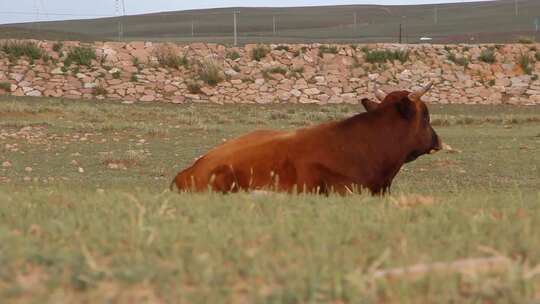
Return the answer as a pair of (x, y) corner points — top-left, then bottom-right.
(290, 89), (302, 97)
(200, 87), (215, 96)
(26, 90), (42, 97)
(304, 87), (321, 96)
(2, 161), (11, 168)
(299, 97), (318, 104)
(51, 68), (64, 75)
(224, 69), (239, 77)
(140, 95), (156, 102)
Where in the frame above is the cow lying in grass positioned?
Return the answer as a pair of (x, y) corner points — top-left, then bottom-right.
(171, 82), (442, 195)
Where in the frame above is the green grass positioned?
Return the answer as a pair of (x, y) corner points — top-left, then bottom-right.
(155, 45), (189, 69)
(198, 59), (223, 86)
(274, 45), (290, 52)
(0, 40), (43, 61)
(0, 96), (539, 302)
(363, 49), (410, 64)
(266, 66), (288, 75)
(318, 45), (338, 57)
(226, 50), (241, 61)
(517, 36), (536, 44)
(479, 48), (496, 64)
(251, 45), (270, 61)
(64, 46), (97, 67)
(447, 52), (470, 67)
(52, 41), (64, 53)
(518, 54), (534, 75)
(0, 82), (11, 92)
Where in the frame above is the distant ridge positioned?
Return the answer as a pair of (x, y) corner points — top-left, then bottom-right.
(1, 0), (538, 44)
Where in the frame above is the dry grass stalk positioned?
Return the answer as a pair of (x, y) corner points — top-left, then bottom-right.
(373, 256), (512, 281)
(390, 195), (436, 208)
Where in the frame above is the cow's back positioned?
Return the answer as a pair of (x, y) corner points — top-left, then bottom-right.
(172, 129), (295, 192)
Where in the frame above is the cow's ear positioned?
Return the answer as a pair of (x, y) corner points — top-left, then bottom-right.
(361, 98), (380, 112)
(395, 97), (416, 120)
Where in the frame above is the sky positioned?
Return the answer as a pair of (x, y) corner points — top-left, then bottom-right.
(0, 0), (494, 25)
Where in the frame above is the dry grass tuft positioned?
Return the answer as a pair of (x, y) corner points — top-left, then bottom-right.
(390, 195), (436, 208)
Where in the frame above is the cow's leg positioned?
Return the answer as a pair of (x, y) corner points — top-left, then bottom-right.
(209, 165), (239, 193)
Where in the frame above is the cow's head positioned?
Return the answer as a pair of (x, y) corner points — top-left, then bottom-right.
(361, 82), (442, 162)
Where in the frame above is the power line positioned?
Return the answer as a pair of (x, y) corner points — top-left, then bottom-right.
(0, 11), (111, 17)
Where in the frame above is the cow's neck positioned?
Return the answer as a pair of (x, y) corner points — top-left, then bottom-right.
(338, 109), (414, 192)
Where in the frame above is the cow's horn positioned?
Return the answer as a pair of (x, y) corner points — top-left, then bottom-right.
(408, 81), (433, 100)
(374, 84), (386, 101)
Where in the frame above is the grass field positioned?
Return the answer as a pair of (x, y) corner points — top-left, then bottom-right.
(0, 96), (539, 303)
(2, 0), (540, 44)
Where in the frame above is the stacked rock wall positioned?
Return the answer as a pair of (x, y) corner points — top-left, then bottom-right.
(0, 40), (539, 105)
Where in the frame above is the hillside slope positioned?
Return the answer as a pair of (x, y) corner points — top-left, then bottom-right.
(1, 0), (539, 44)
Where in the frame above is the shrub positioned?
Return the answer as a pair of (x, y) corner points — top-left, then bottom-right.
(318, 45), (338, 57)
(518, 54), (533, 75)
(52, 42), (64, 53)
(517, 36), (535, 44)
(1, 40), (43, 60)
(364, 49), (410, 64)
(479, 49), (496, 64)
(112, 71), (121, 79)
(289, 66), (305, 78)
(241, 76), (254, 83)
(187, 81), (202, 94)
(447, 53), (469, 67)
(130, 74), (138, 82)
(198, 59), (223, 86)
(65, 46), (96, 67)
(226, 51), (241, 61)
(535, 52), (540, 62)
(292, 66), (304, 74)
(251, 45), (269, 61)
(267, 66), (287, 75)
(0, 82), (12, 92)
(532, 74), (539, 81)
(93, 85), (107, 96)
(155, 45), (188, 69)
(275, 45), (290, 52)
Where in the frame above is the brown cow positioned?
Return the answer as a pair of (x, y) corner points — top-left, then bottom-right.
(171, 82), (442, 195)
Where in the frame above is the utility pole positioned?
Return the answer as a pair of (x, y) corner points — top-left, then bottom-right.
(434, 7), (438, 24)
(191, 20), (195, 37)
(354, 12), (357, 30)
(273, 16), (276, 36)
(399, 23), (402, 43)
(121, 0), (126, 39)
(115, 0), (125, 40)
(233, 10), (240, 46)
(515, 0), (518, 17)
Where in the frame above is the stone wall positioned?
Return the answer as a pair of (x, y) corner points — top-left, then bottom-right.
(0, 40), (539, 105)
